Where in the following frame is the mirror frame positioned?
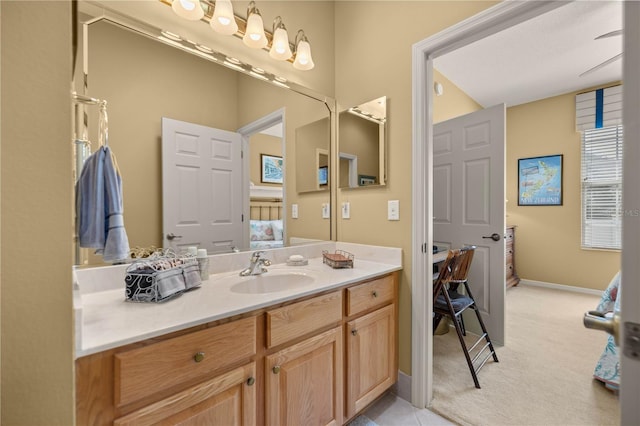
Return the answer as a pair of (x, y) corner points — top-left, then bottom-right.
(74, 1), (338, 264)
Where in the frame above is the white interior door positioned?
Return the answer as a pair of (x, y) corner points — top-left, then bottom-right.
(162, 117), (243, 253)
(433, 104), (506, 344)
(621, 2), (640, 422)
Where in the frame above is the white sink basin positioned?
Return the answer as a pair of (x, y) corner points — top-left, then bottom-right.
(229, 271), (316, 294)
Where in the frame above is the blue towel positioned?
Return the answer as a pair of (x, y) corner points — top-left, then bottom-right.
(77, 146), (130, 262)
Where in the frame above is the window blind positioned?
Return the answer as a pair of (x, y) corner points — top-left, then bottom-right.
(576, 85), (622, 131)
(581, 125), (623, 250)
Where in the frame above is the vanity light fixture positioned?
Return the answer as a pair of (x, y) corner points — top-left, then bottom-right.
(243, 2), (267, 49)
(171, 0), (204, 21)
(293, 30), (314, 70)
(269, 17), (293, 61)
(164, 0), (313, 71)
(210, 0), (237, 35)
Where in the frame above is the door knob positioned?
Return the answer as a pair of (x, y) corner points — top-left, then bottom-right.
(584, 310), (620, 345)
(482, 233), (501, 242)
(167, 233), (182, 241)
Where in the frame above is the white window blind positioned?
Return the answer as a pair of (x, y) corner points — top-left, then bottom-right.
(581, 125), (623, 250)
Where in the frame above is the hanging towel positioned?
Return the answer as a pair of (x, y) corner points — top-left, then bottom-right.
(77, 146), (130, 262)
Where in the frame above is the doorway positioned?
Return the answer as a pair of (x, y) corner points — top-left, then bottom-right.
(410, 1), (569, 408)
(237, 109), (286, 247)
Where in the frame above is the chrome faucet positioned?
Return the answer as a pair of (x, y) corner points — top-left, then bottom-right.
(239, 251), (272, 276)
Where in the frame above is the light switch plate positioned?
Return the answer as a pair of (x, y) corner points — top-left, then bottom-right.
(292, 204), (299, 219)
(342, 202), (350, 219)
(388, 200), (400, 220)
(322, 203), (330, 219)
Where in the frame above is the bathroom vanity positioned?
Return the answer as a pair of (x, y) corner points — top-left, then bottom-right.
(74, 243), (401, 425)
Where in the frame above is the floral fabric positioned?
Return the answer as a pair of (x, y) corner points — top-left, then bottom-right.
(593, 271), (620, 391)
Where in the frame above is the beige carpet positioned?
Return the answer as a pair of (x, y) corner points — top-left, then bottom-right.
(430, 284), (619, 426)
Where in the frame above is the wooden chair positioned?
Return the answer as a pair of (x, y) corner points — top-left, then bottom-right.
(433, 246), (499, 389)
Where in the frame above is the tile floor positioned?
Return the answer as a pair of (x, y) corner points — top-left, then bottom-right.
(362, 392), (454, 426)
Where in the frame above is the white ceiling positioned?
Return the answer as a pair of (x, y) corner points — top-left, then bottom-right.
(434, 1), (623, 108)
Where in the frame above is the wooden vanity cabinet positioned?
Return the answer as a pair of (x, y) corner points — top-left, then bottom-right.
(76, 272), (399, 426)
(264, 290), (344, 426)
(345, 275), (397, 419)
(76, 316), (258, 425)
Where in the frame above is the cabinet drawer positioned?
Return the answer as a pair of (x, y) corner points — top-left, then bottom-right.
(114, 316), (256, 407)
(347, 275), (394, 317)
(266, 291), (342, 348)
(114, 362), (256, 426)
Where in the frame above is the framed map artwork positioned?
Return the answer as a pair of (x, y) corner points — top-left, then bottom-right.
(518, 154), (563, 206)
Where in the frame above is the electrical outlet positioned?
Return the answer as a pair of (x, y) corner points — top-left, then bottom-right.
(342, 202), (350, 219)
(322, 203), (330, 219)
(388, 200), (400, 220)
(292, 204), (299, 219)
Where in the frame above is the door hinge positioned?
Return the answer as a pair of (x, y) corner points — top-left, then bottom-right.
(421, 243), (427, 253)
(241, 214), (244, 222)
(624, 321), (640, 360)
(241, 150), (244, 159)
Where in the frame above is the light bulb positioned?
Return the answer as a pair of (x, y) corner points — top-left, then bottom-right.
(269, 27), (292, 60)
(210, 0), (237, 35)
(171, 0), (204, 21)
(243, 11), (267, 49)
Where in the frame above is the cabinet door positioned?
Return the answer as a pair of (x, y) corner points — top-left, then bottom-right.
(346, 304), (396, 419)
(265, 326), (343, 426)
(114, 362), (256, 426)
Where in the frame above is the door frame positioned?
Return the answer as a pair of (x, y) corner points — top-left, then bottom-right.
(410, 1), (568, 408)
(237, 108), (286, 246)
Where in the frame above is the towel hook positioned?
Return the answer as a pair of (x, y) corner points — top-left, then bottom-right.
(98, 101), (109, 147)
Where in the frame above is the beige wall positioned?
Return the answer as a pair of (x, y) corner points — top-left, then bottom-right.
(334, 1), (496, 374)
(1, 1), (75, 424)
(507, 88), (620, 291)
(339, 112), (380, 182)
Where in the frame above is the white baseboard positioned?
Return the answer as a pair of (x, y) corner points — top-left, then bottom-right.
(519, 279), (602, 296)
(393, 370), (412, 402)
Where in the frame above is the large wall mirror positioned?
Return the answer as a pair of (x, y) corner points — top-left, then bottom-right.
(338, 96), (387, 189)
(75, 4), (334, 265)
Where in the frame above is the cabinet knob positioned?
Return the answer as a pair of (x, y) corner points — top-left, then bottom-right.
(351, 329), (358, 336)
(247, 376), (256, 386)
(372, 291), (378, 298)
(193, 352), (205, 363)
(272, 365), (281, 374)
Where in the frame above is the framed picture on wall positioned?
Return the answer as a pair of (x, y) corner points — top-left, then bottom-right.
(518, 154), (563, 206)
(261, 154), (283, 184)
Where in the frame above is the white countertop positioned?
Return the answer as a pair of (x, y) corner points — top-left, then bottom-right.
(74, 242), (402, 358)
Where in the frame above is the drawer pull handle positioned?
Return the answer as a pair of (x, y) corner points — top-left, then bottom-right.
(351, 329), (358, 336)
(247, 376), (256, 386)
(272, 365), (281, 374)
(372, 291), (378, 298)
(193, 352), (205, 363)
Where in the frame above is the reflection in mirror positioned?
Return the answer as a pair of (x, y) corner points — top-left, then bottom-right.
(77, 14), (332, 265)
(338, 96), (387, 188)
(295, 118), (331, 193)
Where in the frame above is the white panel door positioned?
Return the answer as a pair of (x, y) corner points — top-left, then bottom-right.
(433, 104), (506, 344)
(621, 2), (640, 423)
(162, 118), (243, 253)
